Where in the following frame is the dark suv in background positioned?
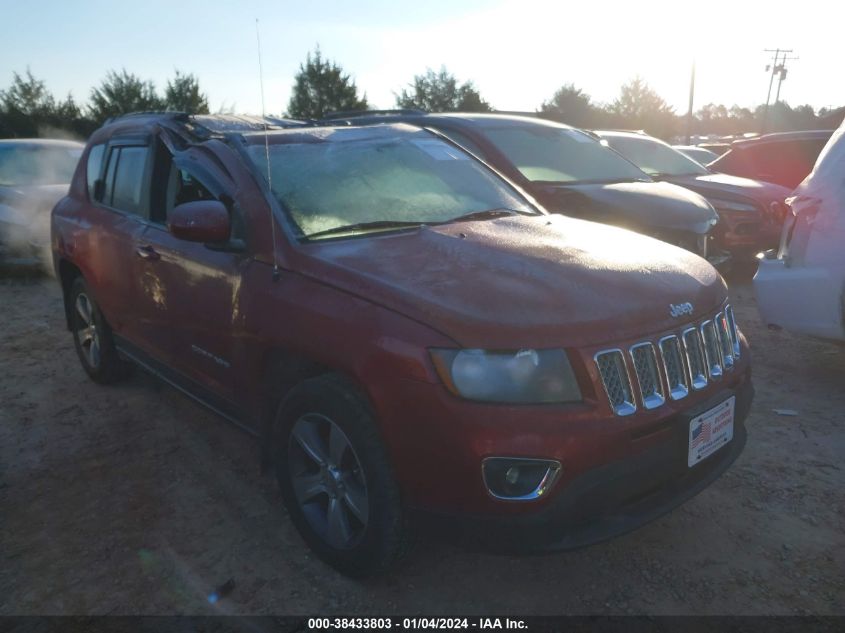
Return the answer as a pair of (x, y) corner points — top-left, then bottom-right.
(597, 130), (791, 259)
(52, 113), (752, 576)
(324, 112), (721, 263)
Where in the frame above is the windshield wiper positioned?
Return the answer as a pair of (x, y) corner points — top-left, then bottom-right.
(305, 208), (535, 239)
(305, 220), (428, 239)
(448, 208), (533, 223)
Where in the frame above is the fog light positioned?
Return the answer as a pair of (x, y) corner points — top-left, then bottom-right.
(483, 458), (561, 501)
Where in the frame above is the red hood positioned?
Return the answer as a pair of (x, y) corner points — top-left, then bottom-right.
(292, 215), (727, 349)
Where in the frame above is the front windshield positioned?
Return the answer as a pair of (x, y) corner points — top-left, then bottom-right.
(247, 133), (535, 239)
(604, 135), (709, 177)
(0, 145), (82, 186)
(481, 125), (650, 184)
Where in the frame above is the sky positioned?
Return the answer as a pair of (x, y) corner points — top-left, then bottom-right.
(1, 0), (842, 116)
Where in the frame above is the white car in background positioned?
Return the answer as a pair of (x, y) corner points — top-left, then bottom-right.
(0, 139), (83, 264)
(754, 125), (845, 342)
(672, 145), (719, 166)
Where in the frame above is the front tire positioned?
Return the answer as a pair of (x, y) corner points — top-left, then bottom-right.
(69, 277), (131, 384)
(274, 374), (410, 576)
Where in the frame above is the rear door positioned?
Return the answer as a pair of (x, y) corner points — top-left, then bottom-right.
(83, 137), (153, 348)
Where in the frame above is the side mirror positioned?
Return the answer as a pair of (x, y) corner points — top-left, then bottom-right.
(168, 200), (230, 243)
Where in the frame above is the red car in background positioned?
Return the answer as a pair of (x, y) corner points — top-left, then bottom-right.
(51, 113), (753, 576)
(708, 130), (834, 190)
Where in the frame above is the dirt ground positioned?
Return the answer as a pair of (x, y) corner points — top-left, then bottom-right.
(1, 267), (843, 616)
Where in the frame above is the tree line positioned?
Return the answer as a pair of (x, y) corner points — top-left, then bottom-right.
(0, 69), (209, 139)
(1, 48), (839, 141)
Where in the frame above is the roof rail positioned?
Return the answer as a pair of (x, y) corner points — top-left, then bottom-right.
(103, 111), (189, 125)
(491, 110), (540, 117)
(324, 108), (427, 120)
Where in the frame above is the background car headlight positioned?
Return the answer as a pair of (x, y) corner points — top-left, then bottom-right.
(707, 197), (758, 213)
(430, 348), (582, 403)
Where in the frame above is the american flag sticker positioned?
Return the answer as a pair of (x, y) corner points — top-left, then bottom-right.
(688, 396), (735, 467)
(691, 419), (712, 448)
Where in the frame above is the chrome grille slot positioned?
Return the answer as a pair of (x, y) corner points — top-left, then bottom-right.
(658, 335), (689, 400)
(630, 343), (665, 409)
(725, 305), (741, 358)
(682, 327), (708, 390)
(595, 350), (636, 416)
(700, 320), (723, 379)
(715, 312), (735, 369)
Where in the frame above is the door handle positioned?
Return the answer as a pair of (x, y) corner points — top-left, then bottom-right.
(136, 245), (160, 261)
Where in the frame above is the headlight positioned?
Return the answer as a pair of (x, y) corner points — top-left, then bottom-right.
(430, 348), (582, 403)
(708, 197), (758, 213)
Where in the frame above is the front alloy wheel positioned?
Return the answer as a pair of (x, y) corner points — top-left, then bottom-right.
(274, 374), (409, 576)
(289, 413), (369, 550)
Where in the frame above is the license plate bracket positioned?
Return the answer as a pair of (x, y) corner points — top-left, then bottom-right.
(688, 396), (735, 467)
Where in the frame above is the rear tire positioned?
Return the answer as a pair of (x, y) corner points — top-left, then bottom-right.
(69, 277), (132, 384)
(274, 374), (410, 576)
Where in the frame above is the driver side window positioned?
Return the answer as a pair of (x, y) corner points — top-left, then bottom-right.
(148, 139), (245, 241)
(165, 166), (215, 217)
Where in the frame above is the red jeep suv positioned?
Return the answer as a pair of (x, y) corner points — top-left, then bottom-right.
(52, 113), (753, 576)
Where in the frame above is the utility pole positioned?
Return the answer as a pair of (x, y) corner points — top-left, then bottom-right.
(686, 60), (696, 145)
(774, 53), (798, 104)
(761, 48), (796, 134)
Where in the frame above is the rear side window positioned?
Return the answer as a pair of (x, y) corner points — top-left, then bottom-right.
(86, 144), (105, 196)
(98, 145), (150, 217)
(111, 146), (149, 214)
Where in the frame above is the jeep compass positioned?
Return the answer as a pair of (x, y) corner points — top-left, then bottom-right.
(52, 113), (753, 576)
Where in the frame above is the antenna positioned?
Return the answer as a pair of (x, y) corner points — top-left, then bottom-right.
(255, 18), (280, 281)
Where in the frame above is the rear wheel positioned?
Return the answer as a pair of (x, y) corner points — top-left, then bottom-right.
(69, 277), (131, 384)
(274, 374), (410, 576)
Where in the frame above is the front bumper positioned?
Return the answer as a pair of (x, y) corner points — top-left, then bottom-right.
(712, 213), (781, 257)
(426, 376), (753, 552)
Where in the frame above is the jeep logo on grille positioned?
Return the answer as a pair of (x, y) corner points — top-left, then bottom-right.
(670, 302), (694, 318)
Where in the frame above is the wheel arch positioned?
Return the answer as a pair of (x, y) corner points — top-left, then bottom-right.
(57, 258), (83, 331)
(256, 348), (388, 474)
(257, 347), (333, 471)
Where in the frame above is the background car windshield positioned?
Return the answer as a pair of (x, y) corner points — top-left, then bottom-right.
(481, 126), (649, 183)
(0, 146), (82, 186)
(248, 135), (534, 238)
(606, 136), (709, 177)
